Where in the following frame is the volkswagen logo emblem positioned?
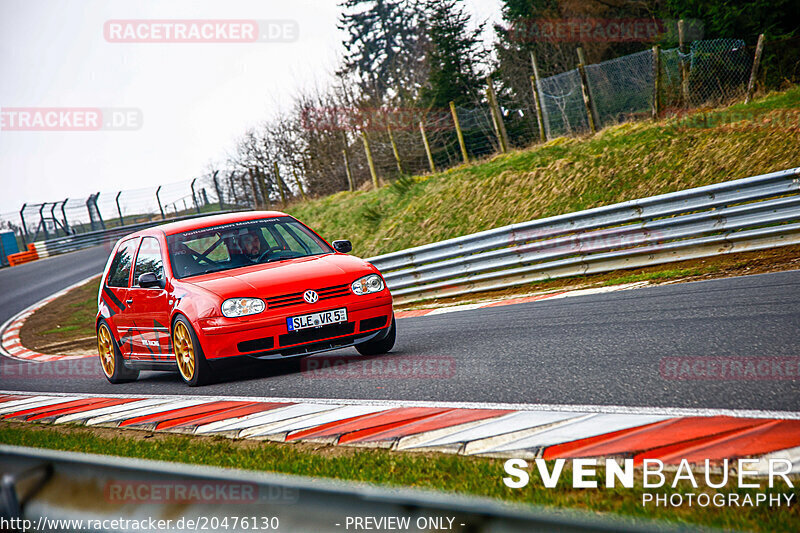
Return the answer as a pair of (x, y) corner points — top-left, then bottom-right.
(303, 290), (319, 304)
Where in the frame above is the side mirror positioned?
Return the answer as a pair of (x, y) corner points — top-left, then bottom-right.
(138, 272), (163, 289)
(332, 240), (352, 254)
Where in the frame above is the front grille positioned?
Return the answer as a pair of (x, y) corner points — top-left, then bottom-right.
(265, 284), (351, 309)
(279, 322), (355, 347)
(238, 337), (274, 353)
(360, 316), (388, 331)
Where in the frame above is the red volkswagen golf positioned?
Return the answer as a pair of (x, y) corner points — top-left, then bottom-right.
(96, 212), (395, 386)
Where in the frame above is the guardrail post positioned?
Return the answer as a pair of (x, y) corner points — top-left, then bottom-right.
(419, 120), (436, 173)
(746, 34), (765, 104)
(19, 204), (28, 245)
(529, 51), (547, 142)
(190, 178), (201, 214)
(155, 186), (165, 219)
(212, 171), (224, 210)
(361, 130), (379, 189)
(449, 101), (469, 164)
(115, 191), (124, 226)
(485, 76), (509, 152)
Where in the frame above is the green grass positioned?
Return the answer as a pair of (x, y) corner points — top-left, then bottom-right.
(1, 423), (797, 532)
(41, 283), (98, 339)
(601, 267), (718, 286)
(287, 87), (800, 258)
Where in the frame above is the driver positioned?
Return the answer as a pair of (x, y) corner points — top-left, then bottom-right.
(238, 229), (263, 260)
(228, 228), (268, 266)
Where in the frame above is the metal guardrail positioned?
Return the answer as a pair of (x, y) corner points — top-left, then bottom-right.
(24, 168), (800, 306)
(0, 445), (672, 533)
(368, 167), (800, 305)
(31, 211), (235, 259)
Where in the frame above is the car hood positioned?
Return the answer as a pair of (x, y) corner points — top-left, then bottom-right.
(183, 253), (376, 299)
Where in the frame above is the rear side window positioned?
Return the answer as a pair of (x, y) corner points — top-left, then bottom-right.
(133, 237), (164, 286)
(106, 239), (137, 288)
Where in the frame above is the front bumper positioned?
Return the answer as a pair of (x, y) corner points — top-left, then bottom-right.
(194, 293), (393, 360)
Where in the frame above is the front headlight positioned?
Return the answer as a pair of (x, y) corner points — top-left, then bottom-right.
(221, 298), (266, 318)
(351, 274), (385, 295)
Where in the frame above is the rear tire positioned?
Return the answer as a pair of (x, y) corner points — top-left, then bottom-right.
(172, 315), (211, 386)
(97, 320), (139, 384)
(355, 317), (396, 356)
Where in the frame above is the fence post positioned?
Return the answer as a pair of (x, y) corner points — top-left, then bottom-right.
(212, 171), (224, 210)
(256, 168), (272, 208)
(361, 130), (379, 189)
(387, 124), (405, 175)
(60, 199), (70, 234)
(39, 204), (49, 239)
(485, 77), (509, 152)
(190, 178), (201, 214)
(746, 34), (766, 104)
(342, 149), (355, 192)
(652, 45), (661, 120)
(155, 186), (165, 219)
(19, 204), (28, 245)
(678, 20), (690, 108)
(228, 172), (239, 205)
(115, 191), (124, 226)
(576, 47), (598, 133)
(529, 52), (547, 142)
(49, 203), (61, 236)
(419, 120), (437, 173)
(90, 193), (105, 229)
(449, 101), (469, 164)
(291, 168), (307, 201)
(273, 162), (287, 207)
(247, 169), (259, 209)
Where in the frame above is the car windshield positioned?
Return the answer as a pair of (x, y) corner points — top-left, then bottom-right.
(166, 216), (333, 279)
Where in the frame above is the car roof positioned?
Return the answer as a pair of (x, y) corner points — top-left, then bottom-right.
(129, 210), (290, 238)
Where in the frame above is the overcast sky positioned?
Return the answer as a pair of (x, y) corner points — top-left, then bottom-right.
(0, 0), (503, 215)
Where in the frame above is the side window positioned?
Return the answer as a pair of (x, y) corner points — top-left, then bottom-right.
(106, 239), (137, 288)
(133, 237), (164, 286)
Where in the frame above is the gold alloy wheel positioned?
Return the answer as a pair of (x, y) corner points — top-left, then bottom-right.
(97, 324), (115, 378)
(173, 321), (196, 381)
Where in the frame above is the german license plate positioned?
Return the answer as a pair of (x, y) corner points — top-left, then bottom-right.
(287, 308), (347, 331)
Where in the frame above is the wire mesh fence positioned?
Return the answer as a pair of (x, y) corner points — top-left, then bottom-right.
(4, 37), (761, 251)
(6, 176), (257, 246)
(585, 49), (654, 129)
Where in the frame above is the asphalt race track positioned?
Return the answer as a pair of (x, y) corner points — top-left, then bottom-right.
(1, 245), (798, 412)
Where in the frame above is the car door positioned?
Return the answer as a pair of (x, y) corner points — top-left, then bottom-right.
(101, 237), (139, 357)
(126, 236), (171, 361)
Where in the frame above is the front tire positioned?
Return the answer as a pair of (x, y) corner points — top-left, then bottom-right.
(172, 315), (211, 386)
(97, 320), (139, 384)
(355, 317), (396, 356)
